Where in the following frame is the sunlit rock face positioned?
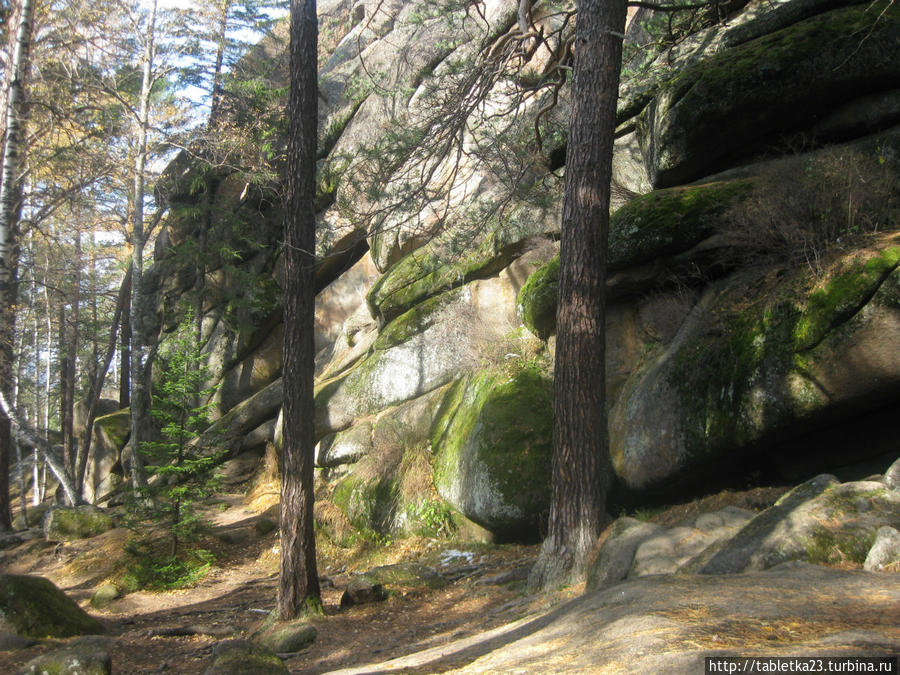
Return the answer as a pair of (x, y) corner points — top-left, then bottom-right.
(142, 0), (900, 537)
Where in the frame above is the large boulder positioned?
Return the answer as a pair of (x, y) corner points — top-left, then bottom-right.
(432, 361), (554, 539)
(516, 179), (753, 338)
(316, 266), (533, 439)
(83, 408), (130, 504)
(701, 475), (900, 573)
(43, 506), (115, 542)
(638, 1), (900, 186)
(610, 246), (900, 490)
(0, 574), (105, 639)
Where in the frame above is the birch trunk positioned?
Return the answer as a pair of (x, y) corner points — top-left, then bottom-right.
(0, 0), (37, 532)
(129, 0), (159, 497)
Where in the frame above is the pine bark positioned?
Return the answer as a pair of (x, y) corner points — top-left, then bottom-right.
(528, 0), (627, 590)
(278, 0), (321, 621)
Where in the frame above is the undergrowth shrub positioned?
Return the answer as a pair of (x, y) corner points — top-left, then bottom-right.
(124, 311), (224, 590)
(123, 540), (215, 592)
(721, 142), (899, 273)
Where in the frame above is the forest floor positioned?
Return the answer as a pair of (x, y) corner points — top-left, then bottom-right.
(0, 484), (807, 674)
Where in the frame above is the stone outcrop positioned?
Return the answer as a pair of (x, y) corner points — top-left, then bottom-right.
(43, 506), (116, 542)
(586, 467), (900, 586)
(136, 0), (900, 542)
(0, 574), (105, 639)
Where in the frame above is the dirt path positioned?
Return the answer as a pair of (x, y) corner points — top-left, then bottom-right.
(7, 485), (895, 674)
(0, 495), (546, 674)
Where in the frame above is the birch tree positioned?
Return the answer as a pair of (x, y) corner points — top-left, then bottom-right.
(0, 0), (36, 530)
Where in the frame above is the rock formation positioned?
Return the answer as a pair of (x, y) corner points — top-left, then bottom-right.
(87, 0), (900, 541)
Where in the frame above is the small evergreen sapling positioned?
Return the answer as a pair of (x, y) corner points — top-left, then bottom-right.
(125, 316), (224, 589)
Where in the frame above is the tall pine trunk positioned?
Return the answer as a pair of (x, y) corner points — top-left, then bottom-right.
(528, 0), (626, 590)
(278, 0), (321, 621)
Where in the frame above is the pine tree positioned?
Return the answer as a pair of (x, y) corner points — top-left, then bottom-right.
(124, 313), (223, 589)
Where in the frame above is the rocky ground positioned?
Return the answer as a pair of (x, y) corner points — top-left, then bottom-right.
(2, 483), (900, 674)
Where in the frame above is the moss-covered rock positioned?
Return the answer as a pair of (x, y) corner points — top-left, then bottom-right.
(517, 180), (752, 338)
(365, 562), (446, 590)
(332, 469), (402, 535)
(640, 0), (900, 186)
(314, 291), (485, 439)
(610, 246), (900, 489)
(794, 247), (900, 349)
(340, 576), (388, 607)
(203, 639), (289, 675)
(43, 506), (115, 542)
(608, 180), (753, 267)
(0, 574), (105, 639)
(432, 360), (553, 539)
(93, 409), (130, 452)
(256, 620), (317, 653)
(83, 408), (130, 503)
(15, 635), (112, 675)
(366, 188), (560, 324)
(89, 584), (121, 610)
(701, 477), (900, 573)
(517, 257), (559, 339)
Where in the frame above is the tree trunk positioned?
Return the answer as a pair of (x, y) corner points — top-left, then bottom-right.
(278, 0), (321, 621)
(119, 266), (131, 409)
(60, 227), (82, 479)
(207, 0), (231, 128)
(0, 389), (83, 506)
(75, 266), (132, 497)
(0, 0), (36, 532)
(13, 319), (28, 521)
(59, 302), (75, 475)
(129, 0), (159, 498)
(528, 0), (626, 591)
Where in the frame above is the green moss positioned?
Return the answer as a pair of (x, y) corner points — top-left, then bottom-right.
(332, 472), (400, 535)
(0, 574), (105, 638)
(668, 247), (900, 461)
(794, 247), (900, 349)
(373, 287), (464, 351)
(365, 562), (447, 590)
(804, 528), (877, 566)
(94, 408), (130, 449)
(44, 506), (116, 542)
(647, 0), (900, 184)
(431, 361), (553, 538)
(515, 180), (751, 338)
(258, 620), (317, 653)
(517, 257), (559, 339)
(667, 3), (899, 107)
(367, 229), (523, 323)
(366, 186), (558, 323)
(207, 641), (289, 674)
(609, 180), (754, 268)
